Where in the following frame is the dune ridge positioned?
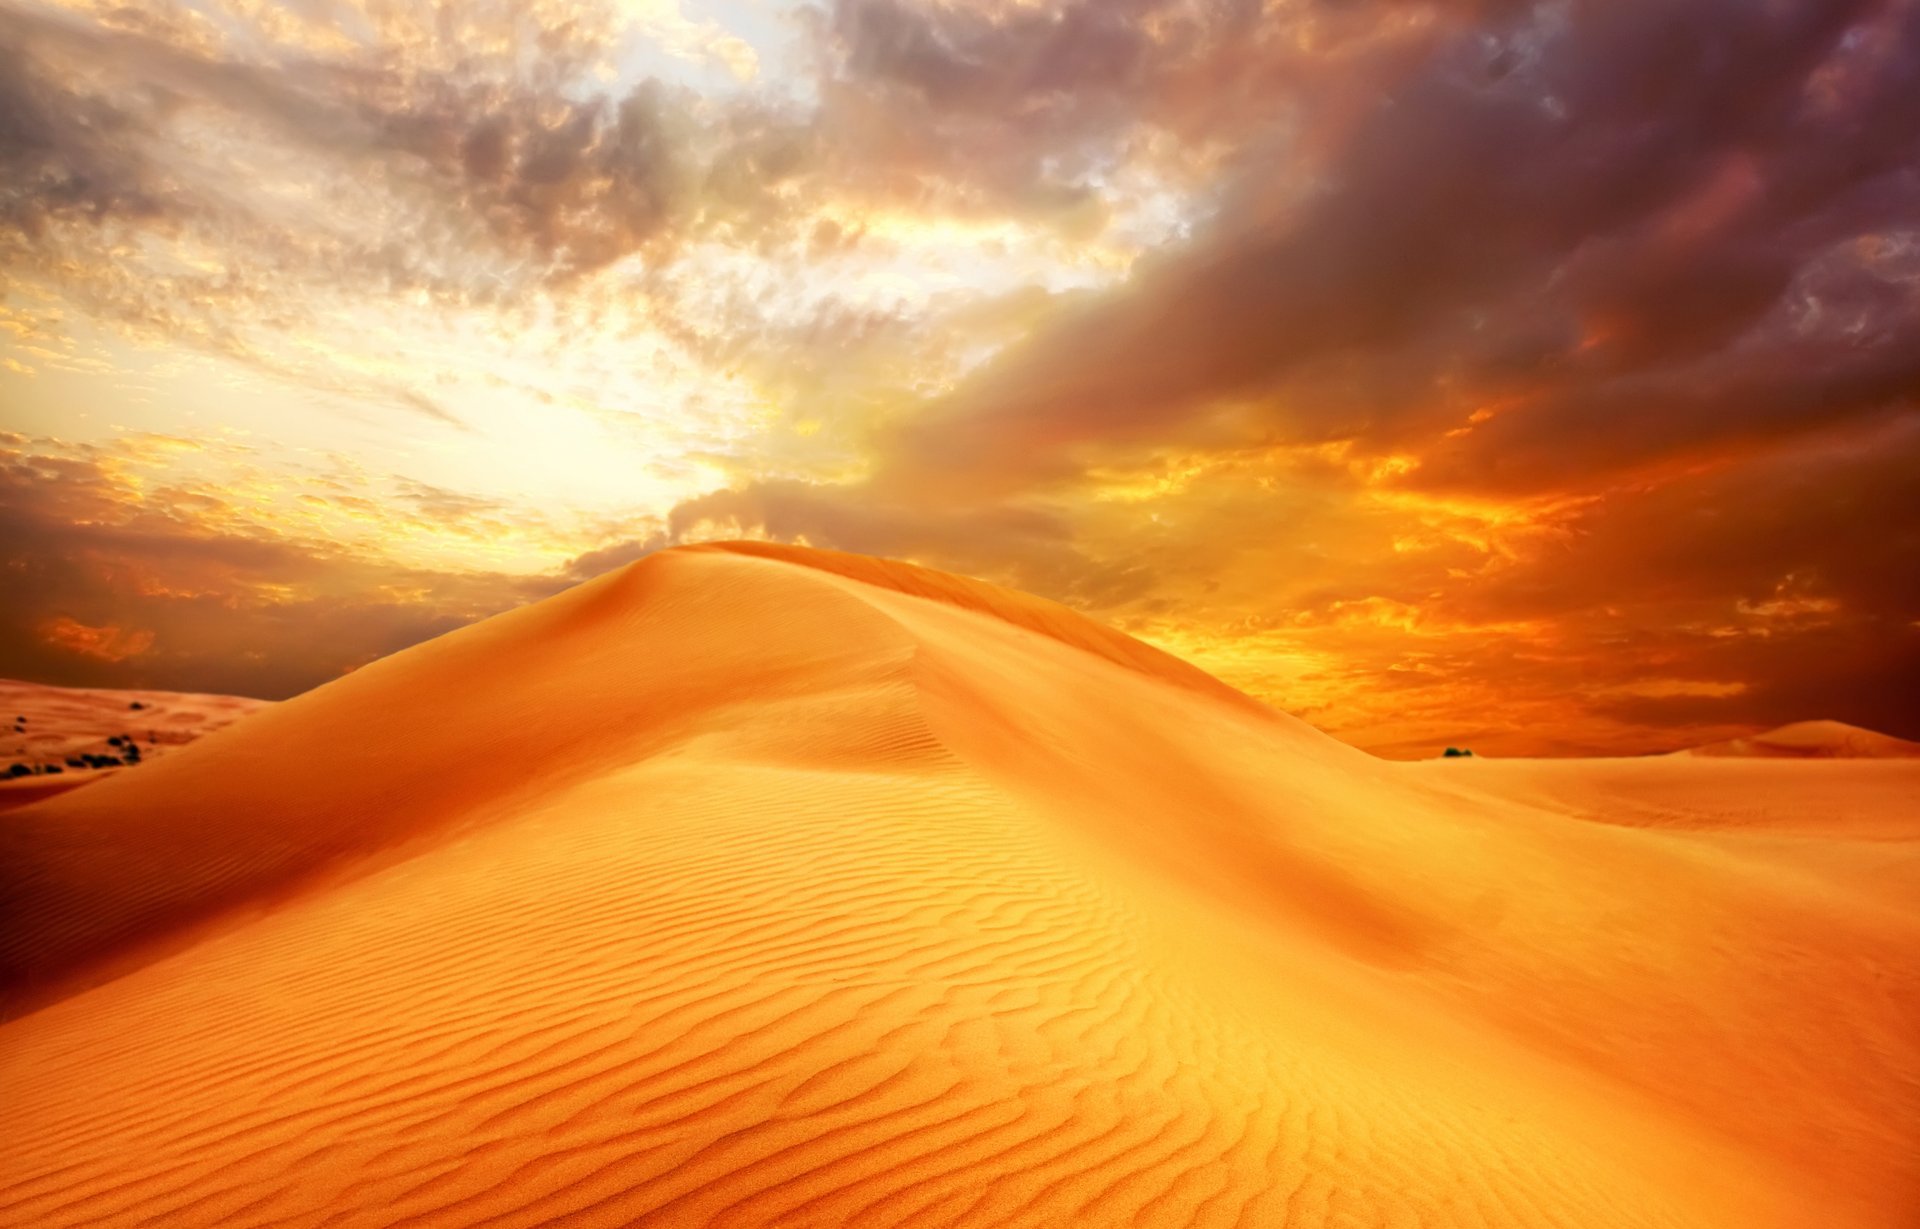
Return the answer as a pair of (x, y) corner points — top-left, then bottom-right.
(2, 544), (1915, 1228)
(694, 541), (1273, 716)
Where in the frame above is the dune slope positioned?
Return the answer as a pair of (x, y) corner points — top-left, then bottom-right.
(0, 679), (268, 811)
(2, 543), (1915, 1229)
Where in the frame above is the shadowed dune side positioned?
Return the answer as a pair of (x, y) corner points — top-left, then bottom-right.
(1, 545), (1916, 1229)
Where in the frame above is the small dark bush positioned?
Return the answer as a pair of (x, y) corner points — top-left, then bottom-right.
(7, 763), (29, 778)
(129, 701), (147, 710)
(1442, 747), (1476, 758)
(44, 765), (62, 774)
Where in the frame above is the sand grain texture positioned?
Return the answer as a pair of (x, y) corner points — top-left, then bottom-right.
(2, 544), (1915, 1228)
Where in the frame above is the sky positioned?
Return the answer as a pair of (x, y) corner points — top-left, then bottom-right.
(1, 0), (1917, 757)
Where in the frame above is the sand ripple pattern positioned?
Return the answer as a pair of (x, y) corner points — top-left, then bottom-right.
(3, 545), (1916, 1228)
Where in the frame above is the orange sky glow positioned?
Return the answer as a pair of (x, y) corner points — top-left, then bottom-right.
(2, 0), (1917, 756)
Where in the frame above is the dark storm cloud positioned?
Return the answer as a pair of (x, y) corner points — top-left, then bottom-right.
(878, 0), (1919, 491)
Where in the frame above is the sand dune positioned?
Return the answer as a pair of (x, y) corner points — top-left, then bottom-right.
(1679, 718), (1920, 759)
(0, 679), (268, 811)
(2, 543), (1915, 1228)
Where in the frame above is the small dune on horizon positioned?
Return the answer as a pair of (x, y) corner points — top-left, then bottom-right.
(1676, 718), (1920, 759)
(0, 679), (269, 812)
(2, 542), (1915, 1228)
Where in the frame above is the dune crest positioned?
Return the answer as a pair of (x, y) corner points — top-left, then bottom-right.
(689, 541), (1273, 717)
(2, 545), (1915, 1228)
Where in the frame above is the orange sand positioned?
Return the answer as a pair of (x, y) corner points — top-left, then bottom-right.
(0, 679), (268, 811)
(1679, 718), (1920, 759)
(1, 543), (1914, 1228)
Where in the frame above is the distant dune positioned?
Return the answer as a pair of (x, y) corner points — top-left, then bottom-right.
(1678, 718), (1920, 759)
(0, 680), (268, 811)
(2, 543), (1915, 1228)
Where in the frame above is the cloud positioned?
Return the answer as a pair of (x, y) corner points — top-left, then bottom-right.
(0, 434), (565, 696)
(0, 18), (175, 238)
(38, 616), (155, 663)
(876, 0), (1917, 496)
(1443, 415), (1920, 628)
(8, 412), (1916, 752)
(4, 0), (1916, 757)
(0, 0), (821, 413)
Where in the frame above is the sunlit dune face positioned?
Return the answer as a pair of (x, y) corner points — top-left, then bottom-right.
(2, 546), (1915, 1226)
(2, 0), (1916, 754)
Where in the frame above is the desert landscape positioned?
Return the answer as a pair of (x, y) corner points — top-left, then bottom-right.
(5, 0), (1918, 1224)
(0, 679), (269, 811)
(2, 543), (1914, 1228)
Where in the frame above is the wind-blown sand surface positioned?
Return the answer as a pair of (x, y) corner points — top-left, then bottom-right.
(2, 542), (1915, 1228)
(0, 680), (268, 811)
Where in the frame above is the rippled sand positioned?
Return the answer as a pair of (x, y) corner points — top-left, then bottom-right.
(3, 543), (1914, 1228)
